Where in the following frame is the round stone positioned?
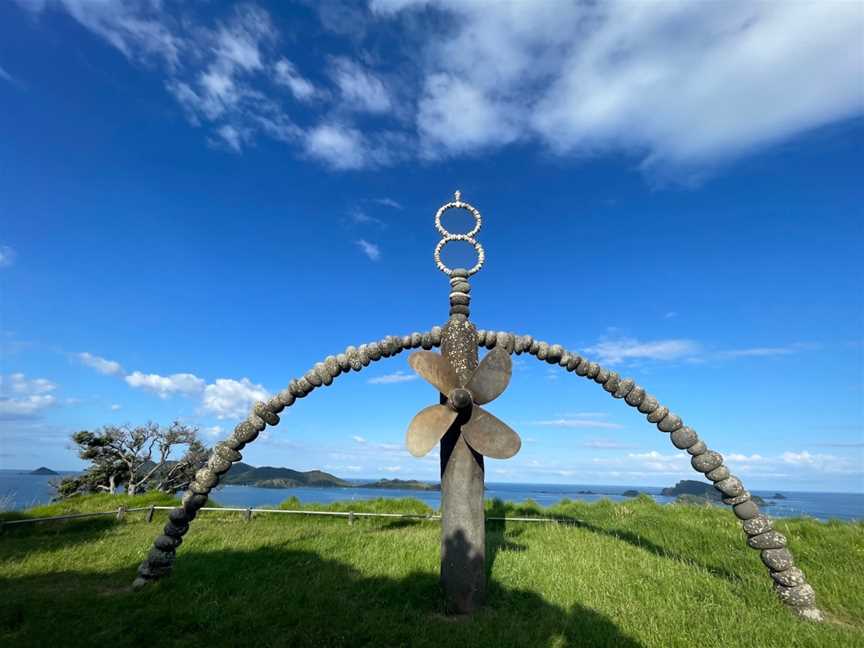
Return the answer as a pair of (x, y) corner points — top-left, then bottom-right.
(512, 334), (524, 353)
(714, 476), (744, 497)
(214, 444), (242, 462)
(233, 421), (258, 444)
(706, 465), (730, 482)
(748, 531), (787, 550)
(248, 414), (267, 432)
(450, 293), (470, 306)
(451, 304), (470, 316)
(154, 534), (181, 551)
(188, 480), (210, 495)
(452, 282), (470, 294)
(498, 332), (514, 353)
(734, 499), (760, 520)
(267, 396), (285, 414)
(336, 353), (351, 372)
(411, 332), (422, 348)
(278, 388), (296, 408)
(742, 514), (773, 536)
(546, 344), (563, 363)
(367, 342), (382, 360)
(770, 566), (806, 587)
(208, 455), (232, 474)
(575, 358), (591, 376)
(671, 426), (698, 449)
(646, 405), (669, 424)
(613, 378), (635, 399)
(657, 413), (683, 433)
(296, 377), (313, 395)
(722, 491), (751, 506)
(625, 386), (645, 407)
(305, 369), (322, 387)
(168, 508), (190, 525)
(536, 342), (549, 360)
(775, 583), (815, 608)
(357, 345), (371, 366)
(431, 326), (443, 346)
(586, 362), (600, 378)
(181, 492), (208, 512)
(602, 372), (620, 393)
(164, 520), (188, 538)
(421, 333), (433, 350)
(566, 355), (580, 371)
(378, 337), (394, 357)
(593, 367), (610, 383)
(484, 332), (497, 349)
(637, 394), (658, 414)
(762, 549), (795, 571)
(529, 339), (540, 354)
(476, 329), (487, 345)
(691, 451), (723, 473)
(324, 356), (341, 377)
(314, 362), (333, 386)
(254, 403), (278, 426)
(793, 607), (824, 622)
(400, 335), (412, 349)
(558, 351), (571, 367)
(687, 440), (707, 456)
(147, 547), (175, 567)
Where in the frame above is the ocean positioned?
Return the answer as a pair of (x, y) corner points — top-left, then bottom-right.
(1, 470), (862, 521)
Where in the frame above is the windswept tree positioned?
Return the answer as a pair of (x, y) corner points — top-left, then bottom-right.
(56, 422), (207, 498)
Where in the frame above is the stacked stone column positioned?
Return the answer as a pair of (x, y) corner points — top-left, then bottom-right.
(133, 329), (443, 588)
(474, 329), (824, 622)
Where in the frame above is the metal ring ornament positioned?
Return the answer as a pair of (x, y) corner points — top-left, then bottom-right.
(435, 200), (482, 239)
(434, 234), (485, 277)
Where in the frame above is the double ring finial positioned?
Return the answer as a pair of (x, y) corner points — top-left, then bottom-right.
(433, 190), (486, 277)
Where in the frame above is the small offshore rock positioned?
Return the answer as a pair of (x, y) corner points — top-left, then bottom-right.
(748, 531), (788, 550)
(770, 566), (806, 587)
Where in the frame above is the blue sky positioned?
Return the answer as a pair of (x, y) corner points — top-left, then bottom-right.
(1, 1), (862, 492)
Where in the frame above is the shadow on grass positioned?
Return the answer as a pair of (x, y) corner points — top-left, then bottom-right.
(1, 543), (645, 648)
(0, 517), (118, 562)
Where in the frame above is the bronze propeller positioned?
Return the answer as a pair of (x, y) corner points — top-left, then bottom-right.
(405, 347), (521, 459)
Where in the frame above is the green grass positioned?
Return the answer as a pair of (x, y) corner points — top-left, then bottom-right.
(1, 494), (862, 647)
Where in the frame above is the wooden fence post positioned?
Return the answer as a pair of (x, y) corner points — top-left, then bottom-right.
(146, 505), (155, 523)
(244, 507), (252, 522)
(115, 506), (126, 521)
(348, 511), (355, 526)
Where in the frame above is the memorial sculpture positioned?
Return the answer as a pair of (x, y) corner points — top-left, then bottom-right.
(134, 192), (823, 622)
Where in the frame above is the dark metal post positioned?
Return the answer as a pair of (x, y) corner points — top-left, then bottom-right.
(439, 316), (485, 614)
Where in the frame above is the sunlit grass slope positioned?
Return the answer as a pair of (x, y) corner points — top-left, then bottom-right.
(1, 494), (862, 647)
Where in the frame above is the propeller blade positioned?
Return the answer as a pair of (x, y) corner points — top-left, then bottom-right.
(462, 406), (522, 459)
(408, 351), (459, 395)
(466, 347), (512, 405)
(406, 404), (457, 457)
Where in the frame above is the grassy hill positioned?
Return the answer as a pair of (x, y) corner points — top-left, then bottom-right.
(1, 494), (862, 647)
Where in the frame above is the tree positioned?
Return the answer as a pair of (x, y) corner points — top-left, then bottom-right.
(55, 422), (205, 498)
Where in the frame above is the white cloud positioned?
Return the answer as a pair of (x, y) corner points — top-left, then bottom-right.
(76, 351), (124, 376)
(204, 425), (224, 438)
(0, 65), (14, 84)
(201, 377), (270, 419)
(367, 371), (417, 384)
(349, 208), (384, 226)
(582, 439), (639, 449)
(329, 57), (392, 113)
(529, 418), (623, 430)
(125, 371), (206, 399)
(374, 197), (402, 209)
(381, 465), (402, 473)
(304, 123), (369, 169)
(274, 58), (317, 101)
(0, 373), (57, 419)
(352, 435), (367, 444)
(0, 245), (16, 268)
(355, 238), (381, 261)
(110, 403), (121, 411)
(718, 346), (801, 358)
(584, 337), (702, 365)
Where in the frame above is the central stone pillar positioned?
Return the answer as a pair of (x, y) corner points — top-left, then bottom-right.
(439, 316), (485, 614)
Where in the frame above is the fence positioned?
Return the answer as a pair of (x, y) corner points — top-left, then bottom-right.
(0, 505), (583, 529)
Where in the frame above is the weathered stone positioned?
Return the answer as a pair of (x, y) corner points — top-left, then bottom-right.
(214, 443), (242, 463)
(559, 351), (571, 367)
(775, 583), (815, 608)
(267, 396), (285, 414)
(594, 367), (610, 383)
(450, 293), (470, 306)
(734, 499), (760, 520)
(546, 344), (563, 363)
(188, 480), (210, 495)
(357, 345), (371, 367)
(164, 520), (188, 538)
(671, 426), (698, 449)
(450, 304), (470, 316)
(706, 465), (730, 482)
(233, 421), (258, 443)
(254, 403), (279, 426)
(476, 330), (487, 345)
(646, 405), (669, 424)
(575, 358), (591, 376)
(624, 385), (645, 406)
(687, 440), (708, 456)
(181, 492), (208, 512)
(410, 332), (422, 348)
(793, 606), (824, 622)
(305, 369), (322, 387)
(498, 332), (514, 353)
(520, 335), (534, 355)
(148, 547), (175, 566)
(742, 514), (773, 536)
(536, 342), (549, 360)
(431, 326), (443, 346)
(278, 388), (296, 408)
(748, 531), (787, 550)
(613, 378), (635, 399)
(657, 413), (683, 432)
(168, 508), (190, 525)
(380, 337), (396, 357)
(137, 561), (168, 579)
(249, 414), (266, 432)
(154, 534), (181, 551)
(325, 356), (341, 378)
(637, 394), (658, 414)
(208, 455), (232, 474)
(512, 334), (524, 354)
(367, 342), (382, 360)
(691, 451), (723, 473)
(602, 372), (621, 393)
(452, 282), (470, 294)
(336, 353), (351, 372)
(722, 491), (752, 506)
(314, 362), (332, 386)
(714, 476), (744, 497)
(770, 566), (806, 587)
(566, 355), (580, 371)
(586, 362), (600, 378)
(296, 377), (313, 395)
(529, 339), (540, 354)
(401, 335), (412, 349)
(288, 379), (303, 396)
(421, 332), (433, 350)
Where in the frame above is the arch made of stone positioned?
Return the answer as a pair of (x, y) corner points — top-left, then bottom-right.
(474, 328), (824, 622)
(133, 329), (444, 588)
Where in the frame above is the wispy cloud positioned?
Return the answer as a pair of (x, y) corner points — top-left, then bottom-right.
(368, 371), (417, 385)
(582, 439), (639, 449)
(125, 371), (205, 399)
(352, 435), (367, 444)
(76, 351), (124, 376)
(0, 373), (57, 420)
(584, 337), (702, 364)
(110, 403), (122, 411)
(0, 64), (14, 84)
(355, 239), (381, 261)
(328, 56), (392, 113)
(0, 245), (16, 268)
(374, 197), (402, 209)
(529, 418), (624, 430)
(664, 311), (678, 319)
(349, 208), (384, 227)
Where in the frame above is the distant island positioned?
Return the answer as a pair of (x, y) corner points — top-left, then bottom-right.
(662, 480), (766, 506)
(221, 463), (439, 491)
(29, 467), (58, 475)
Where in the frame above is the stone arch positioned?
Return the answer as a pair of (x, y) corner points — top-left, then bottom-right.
(134, 325), (823, 622)
(134, 328), (444, 588)
(474, 328), (823, 622)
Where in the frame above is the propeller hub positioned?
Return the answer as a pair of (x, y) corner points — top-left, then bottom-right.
(448, 388), (473, 410)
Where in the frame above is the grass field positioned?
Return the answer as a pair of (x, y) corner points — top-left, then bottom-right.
(1, 493), (862, 647)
